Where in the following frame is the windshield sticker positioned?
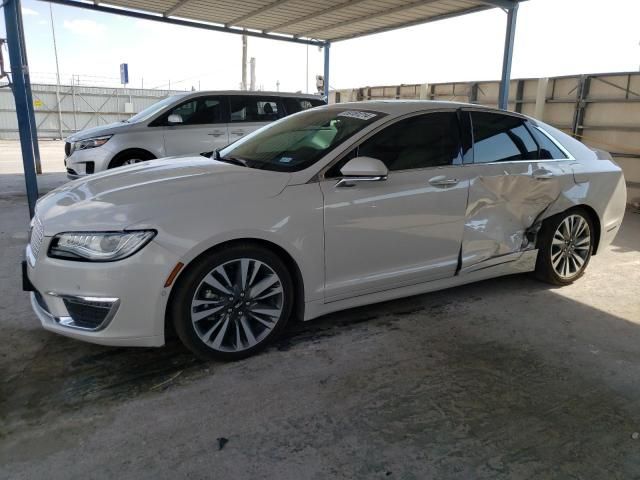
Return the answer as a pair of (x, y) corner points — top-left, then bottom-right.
(279, 157), (293, 163)
(337, 110), (378, 121)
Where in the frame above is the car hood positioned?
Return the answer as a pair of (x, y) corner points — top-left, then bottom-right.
(66, 122), (133, 142)
(35, 157), (292, 235)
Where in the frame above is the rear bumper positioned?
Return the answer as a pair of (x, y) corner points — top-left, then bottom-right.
(597, 172), (627, 253)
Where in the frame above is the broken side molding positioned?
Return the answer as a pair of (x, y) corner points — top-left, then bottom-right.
(303, 250), (538, 321)
(459, 249), (538, 274)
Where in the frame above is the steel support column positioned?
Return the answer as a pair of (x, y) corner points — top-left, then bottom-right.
(17, 3), (42, 173)
(4, 0), (39, 217)
(323, 42), (330, 101)
(498, 4), (518, 110)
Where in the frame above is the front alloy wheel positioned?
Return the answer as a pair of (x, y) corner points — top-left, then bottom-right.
(121, 158), (143, 165)
(172, 245), (293, 360)
(191, 259), (284, 352)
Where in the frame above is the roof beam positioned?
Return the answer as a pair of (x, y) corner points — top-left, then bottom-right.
(330, 4), (489, 42)
(303, 0), (442, 37)
(42, 0), (324, 46)
(475, 0), (520, 8)
(164, 0), (193, 17)
(267, 0), (371, 33)
(225, 0), (294, 27)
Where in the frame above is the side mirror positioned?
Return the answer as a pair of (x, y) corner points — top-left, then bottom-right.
(167, 114), (183, 124)
(336, 156), (388, 187)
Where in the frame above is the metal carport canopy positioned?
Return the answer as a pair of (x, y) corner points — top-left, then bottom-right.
(5, 0), (524, 216)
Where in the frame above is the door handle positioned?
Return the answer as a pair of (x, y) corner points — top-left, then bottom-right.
(208, 131), (224, 137)
(532, 168), (554, 180)
(230, 131), (245, 136)
(429, 175), (459, 187)
(335, 175), (387, 188)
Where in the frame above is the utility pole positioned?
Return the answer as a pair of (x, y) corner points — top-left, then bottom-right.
(249, 57), (256, 91)
(0, 39), (7, 80)
(276, 80), (280, 92)
(71, 74), (77, 131)
(49, 4), (63, 140)
(241, 33), (248, 90)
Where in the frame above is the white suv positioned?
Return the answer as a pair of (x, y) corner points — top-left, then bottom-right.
(64, 91), (325, 177)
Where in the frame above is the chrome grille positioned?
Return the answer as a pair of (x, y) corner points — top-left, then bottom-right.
(30, 216), (44, 260)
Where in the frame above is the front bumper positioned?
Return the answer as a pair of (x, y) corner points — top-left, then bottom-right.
(65, 143), (115, 177)
(24, 239), (180, 347)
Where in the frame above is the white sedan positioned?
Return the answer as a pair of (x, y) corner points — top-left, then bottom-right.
(24, 101), (627, 360)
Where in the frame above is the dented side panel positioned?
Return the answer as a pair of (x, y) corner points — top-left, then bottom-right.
(461, 160), (576, 269)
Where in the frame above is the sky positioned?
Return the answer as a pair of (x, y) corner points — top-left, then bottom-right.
(1, 0), (639, 93)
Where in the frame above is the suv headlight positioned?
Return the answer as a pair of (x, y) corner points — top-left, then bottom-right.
(48, 230), (156, 261)
(73, 135), (112, 151)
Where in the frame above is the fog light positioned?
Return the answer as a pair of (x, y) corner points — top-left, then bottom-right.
(47, 293), (120, 331)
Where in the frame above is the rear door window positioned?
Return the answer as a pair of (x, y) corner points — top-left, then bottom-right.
(528, 123), (568, 159)
(229, 96), (281, 122)
(470, 111), (539, 163)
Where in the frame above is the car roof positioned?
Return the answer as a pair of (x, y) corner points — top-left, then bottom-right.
(324, 100), (524, 117)
(171, 90), (324, 101)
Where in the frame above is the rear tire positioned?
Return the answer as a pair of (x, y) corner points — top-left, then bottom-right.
(171, 244), (294, 361)
(535, 208), (594, 285)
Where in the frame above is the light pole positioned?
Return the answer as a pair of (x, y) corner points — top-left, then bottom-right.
(49, 4), (63, 139)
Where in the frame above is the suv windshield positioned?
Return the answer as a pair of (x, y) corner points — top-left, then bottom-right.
(127, 95), (185, 123)
(218, 108), (386, 172)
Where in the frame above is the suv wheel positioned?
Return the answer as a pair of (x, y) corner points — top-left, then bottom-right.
(110, 151), (155, 169)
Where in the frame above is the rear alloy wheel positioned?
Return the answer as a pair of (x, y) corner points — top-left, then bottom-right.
(535, 209), (594, 285)
(172, 245), (293, 361)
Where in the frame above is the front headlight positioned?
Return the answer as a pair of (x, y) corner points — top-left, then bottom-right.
(73, 135), (112, 151)
(48, 230), (156, 262)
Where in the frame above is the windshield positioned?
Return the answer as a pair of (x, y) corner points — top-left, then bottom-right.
(127, 95), (184, 123)
(218, 107), (386, 172)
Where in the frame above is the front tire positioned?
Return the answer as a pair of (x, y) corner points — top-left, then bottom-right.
(109, 150), (155, 169)
(171, 244), (294, 361)
(535, 208), (594, 285)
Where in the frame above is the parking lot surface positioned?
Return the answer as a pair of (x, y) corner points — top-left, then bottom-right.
(1, 141), (639, 478)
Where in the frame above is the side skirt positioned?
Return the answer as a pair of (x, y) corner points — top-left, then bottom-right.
(303, 249), (538, 321)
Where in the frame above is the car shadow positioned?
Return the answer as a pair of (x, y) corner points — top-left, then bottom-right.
(2, 172), (639, 475)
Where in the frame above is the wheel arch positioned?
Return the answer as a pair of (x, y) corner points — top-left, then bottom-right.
(164, 237), (306, 339)
(108, 148), (156, 169)
(570, 204), (601, 255)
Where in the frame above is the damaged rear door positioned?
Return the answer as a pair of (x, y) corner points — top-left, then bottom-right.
(460, 110), (574, 271)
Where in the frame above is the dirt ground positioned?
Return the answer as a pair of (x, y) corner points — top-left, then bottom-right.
(1, 141), (640, 479)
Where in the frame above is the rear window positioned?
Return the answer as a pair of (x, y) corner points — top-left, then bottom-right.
(230, 96), (281, 122)
(528, 124), (568, 159)
(283, 97), (325, 115)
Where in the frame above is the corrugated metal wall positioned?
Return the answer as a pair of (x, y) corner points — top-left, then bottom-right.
(0, 82), (179, 140)
(332, 71), (640, 204)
